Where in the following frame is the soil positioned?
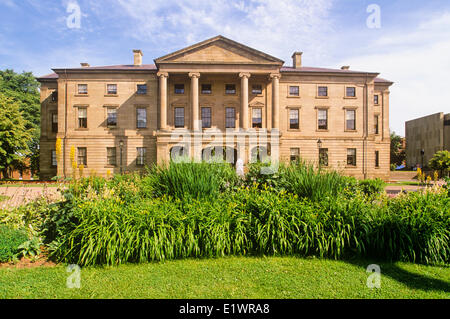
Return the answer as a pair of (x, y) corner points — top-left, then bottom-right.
(0, 254), (57, 269)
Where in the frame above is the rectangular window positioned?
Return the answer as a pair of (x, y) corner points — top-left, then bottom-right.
(137, 84), (147, 95)
(174, 107), (185, 128)
(374, 94), (379, 105)
(346, 87), (356, 97)
(107, 147), (117, 166)
(51, 113), (58, 133)
(289, 109), (299, 129)
(201, 84), (212, 94)
(201, 107), (211, 128)
(346, 109), (356, 130)
(375, 151), (380, 168)
(252, 108), (262, 128)
(174, 84), (185, 94)
(318, 109), (328, 130)
(78, 108), (87, 128)
(51, 150), (57, 167)
(252, 84), (262, 95)
(319, 148), (328, 166)
(77, 147), (87, 166)
(136, 147), (146, 166)
(225, 107), (236, 128)
(136, 108), (147, 128)
(374, 115), (379, 134)
(107, 108), (117, 127)
(225, 84), (236, 94)
(107, 84), (117, 95)
(51, 91), (58, 102)
(289, 86), (299, 96)
(347, 148), (357, 166)
(318, 86), (328, 97)
(78, 84), (88, 95)
(290, 148), (300, 162)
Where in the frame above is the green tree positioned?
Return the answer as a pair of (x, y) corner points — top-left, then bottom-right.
(390, 131), (406, 167)
(0, 69), (40, 176)
(428, 150), (450, 177)
(0, 93), (31, 178)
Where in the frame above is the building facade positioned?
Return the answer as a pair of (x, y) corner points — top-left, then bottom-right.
(38, 35), (393, 180)
(405, 112), (450, 169)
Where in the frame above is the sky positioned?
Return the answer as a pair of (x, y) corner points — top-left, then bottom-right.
(1, 0), (449, 136)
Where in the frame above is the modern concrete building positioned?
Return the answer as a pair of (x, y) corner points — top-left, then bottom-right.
(37, 35), (393, 180)
(405, 112), (450, 168)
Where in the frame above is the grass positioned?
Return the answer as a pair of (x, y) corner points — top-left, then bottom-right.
(0, 257), (448, 299)
(0, 195), (8, 202)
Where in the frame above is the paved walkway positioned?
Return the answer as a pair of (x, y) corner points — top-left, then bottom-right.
(0, 186), (62, 209)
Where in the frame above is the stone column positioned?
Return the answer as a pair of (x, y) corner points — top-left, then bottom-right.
(239, 73), (251, 129)
(189, 72), (200, 131)
(157, 71), (169, 130)
(270, 73), (281, 129)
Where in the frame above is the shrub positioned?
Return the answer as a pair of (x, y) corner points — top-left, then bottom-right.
(0, 225), (28, 262)
(358, 178), (385, 196)
(0, 198), (46, 234)
(429, 150), (450, 177)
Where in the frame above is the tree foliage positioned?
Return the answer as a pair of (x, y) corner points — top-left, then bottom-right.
(428, 150), (450, 176)
(0, 69), (40, 176)
(390, 131), (406, 167)
(0, 93), (32, 178)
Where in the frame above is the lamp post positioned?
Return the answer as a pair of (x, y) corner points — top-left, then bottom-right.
(317, 139), (323, 168)
(420, 149), (425, 169)
(119, 140), (124, 174)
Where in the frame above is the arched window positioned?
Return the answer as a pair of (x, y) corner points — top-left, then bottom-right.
(170, 146), (189, 162)
(251, 146), (270, 163)
(202, 146), (238, 165)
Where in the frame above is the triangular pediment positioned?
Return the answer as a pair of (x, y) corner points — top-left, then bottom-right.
(155, 35), (283, 65)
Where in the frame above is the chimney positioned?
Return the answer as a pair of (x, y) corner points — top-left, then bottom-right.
(341, 66), (350, 70)
(133, 49), (143, 66)
(80, 63), (90, 68)
(292, 52), (303, 69)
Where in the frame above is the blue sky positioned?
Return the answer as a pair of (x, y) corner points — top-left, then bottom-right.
(1, 0), (449, 135)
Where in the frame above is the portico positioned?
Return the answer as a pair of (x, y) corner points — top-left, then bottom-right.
(153, 36), (284, 163)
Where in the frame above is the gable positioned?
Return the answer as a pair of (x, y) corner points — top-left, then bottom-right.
(155, 35), (283, 66)
(172, 44), (255, 63)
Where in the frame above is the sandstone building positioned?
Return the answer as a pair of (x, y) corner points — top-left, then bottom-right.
(37, 35), (393, 180)
(405, 112), (450, 169)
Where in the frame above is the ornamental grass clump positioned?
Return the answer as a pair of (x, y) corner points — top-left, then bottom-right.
(146, 161), (240, 199)
(364, 188), (450, 264)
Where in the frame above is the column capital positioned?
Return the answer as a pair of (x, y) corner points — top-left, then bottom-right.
(269, 73), (281, 80)
(157, 71), (169, 78)
(188, 72), (201, 78)
(239, 72), (251, 79)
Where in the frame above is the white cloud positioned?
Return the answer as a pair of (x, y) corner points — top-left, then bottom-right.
(0, 0), (17, 8)
(113, 0), (335, 64)
(339, 11), (450, 136)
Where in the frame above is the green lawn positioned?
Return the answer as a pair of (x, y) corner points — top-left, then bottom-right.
(0, 195), (8, 202)
(0, 257), (448, 299)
